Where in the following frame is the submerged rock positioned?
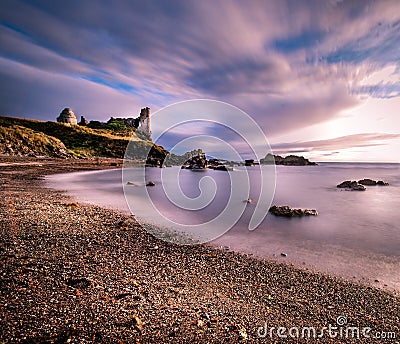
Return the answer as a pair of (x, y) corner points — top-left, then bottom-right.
(269, 205), (318, 217)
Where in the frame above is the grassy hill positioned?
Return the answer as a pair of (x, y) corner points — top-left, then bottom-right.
(0, 124), (68, 157)
(0, 116), (167, 160)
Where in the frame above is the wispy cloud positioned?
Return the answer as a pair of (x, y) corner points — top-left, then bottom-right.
(271, 133), (400, 155)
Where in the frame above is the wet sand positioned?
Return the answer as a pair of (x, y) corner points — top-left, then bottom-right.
(0, 156), (399, 343)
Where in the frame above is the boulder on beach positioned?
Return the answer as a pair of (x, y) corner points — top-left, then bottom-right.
(337, 180), (366, 191)
(269, 205), (318, 217)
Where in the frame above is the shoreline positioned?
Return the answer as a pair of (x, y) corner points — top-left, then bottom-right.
(1, 156), (399, 343)
(46, 164), (400, 293)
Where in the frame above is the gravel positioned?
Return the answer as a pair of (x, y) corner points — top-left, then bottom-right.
(0, 156), (399, 343)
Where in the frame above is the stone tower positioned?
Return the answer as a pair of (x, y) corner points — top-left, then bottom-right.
(137, 107), (151, 137)
(57, 108), (77, 125)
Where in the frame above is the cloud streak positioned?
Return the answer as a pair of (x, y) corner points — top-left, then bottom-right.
(271, 133), (400, 155)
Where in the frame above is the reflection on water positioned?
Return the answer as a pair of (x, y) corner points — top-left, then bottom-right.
(46, 162), (400, 291)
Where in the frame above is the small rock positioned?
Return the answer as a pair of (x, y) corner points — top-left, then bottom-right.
(67, 277), (91, 289)
(146, 181), (155, 186)
(131, 310), (143, 332)
(65, 202), (78, 209)
(281, 253), (287, 257)
(115, 293), (132, 300)
(238, 328), (248, 341)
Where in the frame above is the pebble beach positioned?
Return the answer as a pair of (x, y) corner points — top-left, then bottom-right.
(1, 157), (399, 343)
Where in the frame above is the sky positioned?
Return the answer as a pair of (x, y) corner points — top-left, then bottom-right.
(1, 0), (399, 162)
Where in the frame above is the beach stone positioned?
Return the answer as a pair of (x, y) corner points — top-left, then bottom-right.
(67, 277), (91, 289)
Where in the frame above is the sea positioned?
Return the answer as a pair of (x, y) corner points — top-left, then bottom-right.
(46, 162), (400, 291)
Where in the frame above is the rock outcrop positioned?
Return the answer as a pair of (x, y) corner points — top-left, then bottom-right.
(337, 181), (366, 191)
(269, 205), (318, 217)
(261, 153), (317, 166)
(181, 153), (208, 170)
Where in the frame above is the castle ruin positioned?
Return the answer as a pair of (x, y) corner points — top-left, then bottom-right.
(136, 107), (151, 137)
(56, 106), (151, 138)
(57, 108), (77, 125)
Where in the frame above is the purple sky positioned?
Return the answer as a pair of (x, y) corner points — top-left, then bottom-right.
(1, 0), (399, 161)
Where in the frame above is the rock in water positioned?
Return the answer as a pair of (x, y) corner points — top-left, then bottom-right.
(181, 153), (208, 170)
(269, 205), (318, 217)
(337, 181), (366, 191)
(358, 179), (377, 186)
(337, 180), (353, 188)
(377, 180), (389, 186)
(350, 182), (366, 191)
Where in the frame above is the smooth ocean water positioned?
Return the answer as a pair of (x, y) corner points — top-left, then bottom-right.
(46, 162), (400, 291)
